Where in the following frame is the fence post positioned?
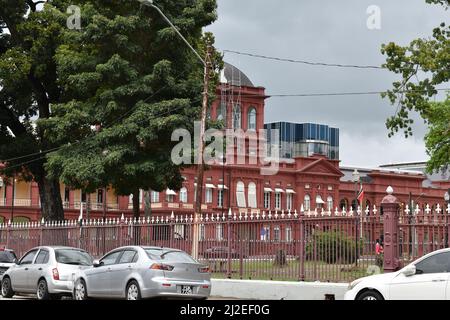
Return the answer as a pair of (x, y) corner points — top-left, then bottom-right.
(39, 218), (44, 246)
(381, 186), (402, 273)
(169, 212), (174, 248)
(298, 211), (305, 281)
(227, 209), (232, 279)
(119, 213), (125, 247)
(6, 220), (11, 249)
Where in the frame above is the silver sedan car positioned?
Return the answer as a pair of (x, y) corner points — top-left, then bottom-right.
(1, 246), (93, 300)
(73, 246), (211, 300)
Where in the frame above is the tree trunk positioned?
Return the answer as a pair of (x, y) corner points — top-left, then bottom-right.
(132, 189), (140, 219)
(36, 175), (64, 221)
(144, 190), (151, 218)
(132, 189), (140, 245)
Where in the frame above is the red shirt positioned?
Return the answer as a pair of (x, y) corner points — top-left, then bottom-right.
(376, 243), (383, 254)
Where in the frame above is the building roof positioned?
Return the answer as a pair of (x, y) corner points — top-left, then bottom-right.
(220, 62), (255, 87)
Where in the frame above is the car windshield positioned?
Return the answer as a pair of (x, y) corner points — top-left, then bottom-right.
(144, 249), (197, 263)
(55, 249), (93, 266)
(0, 251), (16, 263)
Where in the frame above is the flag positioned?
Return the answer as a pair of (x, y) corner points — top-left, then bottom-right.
(357, 184), (364, 204)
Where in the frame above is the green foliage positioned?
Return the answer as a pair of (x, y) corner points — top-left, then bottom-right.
(42, 0), (221, 201)
(381, 1), (449, 173)
(306, 231), (361, 264)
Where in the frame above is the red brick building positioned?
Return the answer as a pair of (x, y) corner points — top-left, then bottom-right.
(0, 64), (448, 222)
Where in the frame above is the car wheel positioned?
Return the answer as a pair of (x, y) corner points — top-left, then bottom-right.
(36, 279), (51, 300)
(357, 290), (384, 300)
(1, 277), (14, 298)
(74, 279), (89, 300)
(126, 280), (142, 300)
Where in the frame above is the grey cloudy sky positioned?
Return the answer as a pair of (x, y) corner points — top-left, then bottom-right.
(205, 0), (449, 167)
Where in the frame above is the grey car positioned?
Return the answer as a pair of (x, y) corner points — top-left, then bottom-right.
(73, 246), (211, 300)
(1, 246), (93, 300)
(0, 249), (17, 278)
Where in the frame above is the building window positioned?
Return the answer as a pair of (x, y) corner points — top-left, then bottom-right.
(151, 191), (159, 203)
(218, 189), (224, 207)
(205, 188), (213, 204)
(248, 182), (257, 208)
(275, 192), (281, 210)
(174, 224), (185, 239)
(264, 192), (271, 209)
(304, 195), (311, 211)
(316, 195), (324, 209)
(236, 181), (246, 208)
(247, 107), (256, 131)
(327, 196), (333, 211)
(274, 226), (280, 242)
(232, 104), (241, 129)
(180, 187), (188, 203)
(340, 199), (348, 210)
(97, 189), (103, 204)
(200, 224), (205, 241)
(286, 226), (292, 242)
(64, 187), (70, 203)
(217, 100), (227, 123)
(216, 224), (224, 240)
(286, 193), (293, 211)
(166, 194), (175, 203)
(261, 226), (270, 241)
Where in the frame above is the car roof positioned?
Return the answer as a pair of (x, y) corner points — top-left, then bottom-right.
(31, 246), (86, 251)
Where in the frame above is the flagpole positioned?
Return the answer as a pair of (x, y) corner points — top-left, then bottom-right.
(359, 182), (364, 239)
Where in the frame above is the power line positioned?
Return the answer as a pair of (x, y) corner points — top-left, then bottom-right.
(220, 88), (450, 98)
(222, 49), (387, 70)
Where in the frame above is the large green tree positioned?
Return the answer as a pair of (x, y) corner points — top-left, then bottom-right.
(41, 0), (220, 219)
(381, 0), (449, 173)
(0, 0), (67, 220)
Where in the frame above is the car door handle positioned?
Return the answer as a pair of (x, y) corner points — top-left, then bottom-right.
(432, 279), (446, 282)
(38, 268), (43, 271)
(24, 268), (29, 271)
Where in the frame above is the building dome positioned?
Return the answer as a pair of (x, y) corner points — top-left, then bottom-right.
(220, 62), (255, 87)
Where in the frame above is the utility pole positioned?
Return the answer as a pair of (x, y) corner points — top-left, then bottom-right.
(192, 43), (213, 260)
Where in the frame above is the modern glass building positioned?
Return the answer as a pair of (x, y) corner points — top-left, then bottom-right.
(265, 122), (339, 160)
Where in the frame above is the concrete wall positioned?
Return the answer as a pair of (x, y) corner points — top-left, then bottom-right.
(211, 279), (349, 300)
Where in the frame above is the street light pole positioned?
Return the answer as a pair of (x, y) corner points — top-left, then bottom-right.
(444, 189), (450, 248)
(138, 0), (211, 259)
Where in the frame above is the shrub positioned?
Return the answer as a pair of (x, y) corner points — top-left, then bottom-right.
(274, 249), (288, 267)
(305, 231), (362, 264)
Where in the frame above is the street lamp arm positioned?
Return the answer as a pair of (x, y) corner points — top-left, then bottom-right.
(137, 0), (206, 66)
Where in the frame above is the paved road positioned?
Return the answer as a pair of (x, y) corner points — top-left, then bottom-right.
(0, 295), (237, 301)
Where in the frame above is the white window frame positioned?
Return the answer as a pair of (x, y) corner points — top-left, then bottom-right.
(304, 195), (311, 211)
(180, 187), (188, 203)
(274, 226), (281, 242)
(247, 107), (257, 131)
(151, 191), (159, 203)
(327, 196), (333, 211)
(286, 226), (292, 242)
(218, 189), (224, 207)
(275, 192), (281, 210)
(216, 224), (224, 241)
(248, 182), (257, 208)
(286, 193), (293, 211)
(236, 181), (246, 208)
(205, 188), (213, 204)
(232, 104), (241, 129)
(264, 192), (271, 209)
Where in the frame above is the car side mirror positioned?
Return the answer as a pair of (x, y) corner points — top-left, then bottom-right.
(402, 265), (416, 277)
(93, 259), (103, 267)
(14, 259), (19, 265)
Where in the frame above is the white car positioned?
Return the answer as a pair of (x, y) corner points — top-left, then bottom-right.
(345, 248), (450, 300)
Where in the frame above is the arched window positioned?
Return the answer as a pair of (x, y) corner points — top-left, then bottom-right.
(339, 199), (348, 210)
(327, 196), (333, 211)
(233, 104), (241, 129)
(247, 107), (256, 131)
(304, 194), (311, 211)
(217, 100), (227, 123)
(180, 187), (188, 203)
(236, 181), (246, 208)
(248, 182), (257, 208)
(316, 195), (324, 209)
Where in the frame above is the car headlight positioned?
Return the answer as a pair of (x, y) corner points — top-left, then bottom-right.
(348, 278), (363, 290)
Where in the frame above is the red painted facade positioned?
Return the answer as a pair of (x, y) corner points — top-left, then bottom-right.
(0, 75), (448, 222)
